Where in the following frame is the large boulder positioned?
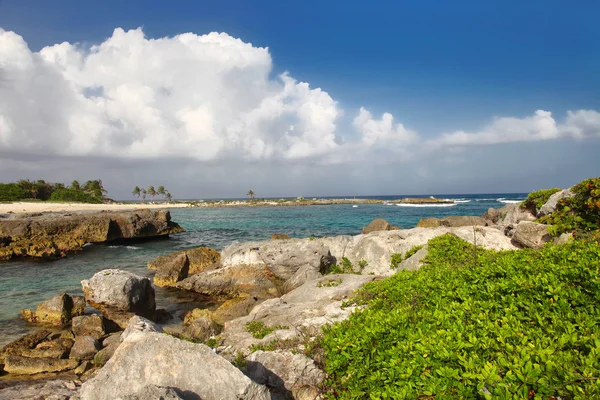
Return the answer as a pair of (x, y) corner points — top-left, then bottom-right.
(81, 269), (156, 328)
(19, 293), (86, 326)
(0, 209), (185, 260)
(153, 253), (189, 287)
(120, 385), (184, 400)
(247, 350), (326, 399)
(120, 316), (163, 342)
(71, 314), (105, 339)
(79, 332), (271, 400)
(483, 203), (535, 227)
(538, 189), (575, 217)
(362, 218), (391, 234)
(512, 222), (553, 249)
(148, 246), (220, 275)
(3, 355), (79, 375)
(69, 336), (101, 360)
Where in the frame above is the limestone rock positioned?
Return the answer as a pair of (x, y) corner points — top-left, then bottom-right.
(0, 209), (184, 260)
(3, 355), (79, 375)
(69, 335), (101, 360)
(21, 340), (70, 359)
(120, 315), (163, 342)
(20, 293), (84, 326)
(416, 218), (440, 228)
(148, 246), (220, 275)
(512, 221), (552, 249)
(362, 218), (391, 234)
(212, 294), (261, 325)
(0, 379), (81, 400)
(417, 216), (487, 228)
(398, 244), (429, 272)
(102, 333), (121, 348)
(538, 189), (575, 217)
(79, 332), (271, 400)
(71, 314), (105, 339)
(71, 295), (87, 316)
(93, 342), (119, 367)
(120, 385), (184, 400)
(81, 269), (156, 328)
(247, 350), (325, 398)
(74, 360), (93, 375)
(153, 253), (189, 287)
(271, 234), (291, 240)
(182, 309), (222, 341)
(0, 329), (50, 367)
(483, 203), (535, 227)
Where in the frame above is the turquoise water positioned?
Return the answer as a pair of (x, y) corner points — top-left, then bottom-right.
(0, 194), (525, 346)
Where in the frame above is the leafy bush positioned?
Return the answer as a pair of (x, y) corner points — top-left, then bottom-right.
(330, 257), (363, 274)
(245, 321), (288, 339)
(0, 183), (25, 202)
(539, 177), (600, 237)
(390, 253), (403, 269)
(405, 244), (424, 259)
(49, 188), (102, 204)
(520, 188), (561, 214)
(321, 234), (600, 399)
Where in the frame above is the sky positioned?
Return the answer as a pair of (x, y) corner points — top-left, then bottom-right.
(0, 0), (599, 199)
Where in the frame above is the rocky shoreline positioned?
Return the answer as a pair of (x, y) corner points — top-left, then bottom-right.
(0, 209), (184, 260)
(0, 190), (572, 399)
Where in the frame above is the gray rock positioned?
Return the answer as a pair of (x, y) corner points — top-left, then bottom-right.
(247, 350), (325, 398)
(120, 315), (163, 342)
(93, 342), (119, 367)
(555, 232), (574, 245)
(81, 269), (156, 326)
(120, 385), (183, 400)
(538, 189), (575, 217)
(153, 253), (189, 288)
(0, 379), (81, 400)
(101, 333), (121, 348)
(79, 332), (271, 400)
(417, 216), (487, 228)
(182, 310), (222, 342)
(0, 329), (51, 365)
(398, 244), (429, 272)
(71, 315), (105, 339)
(71, 295), (87, 317)
(3, 355), (79, 375)
(512, 221), (553, 249)
(70, 336), (101, 360)
(362, 218), (391, 234)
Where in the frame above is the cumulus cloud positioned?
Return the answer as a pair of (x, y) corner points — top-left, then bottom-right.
(431, 109), (600, 148)
(0, 28), (341, 161)
(353, 107), (418, 147)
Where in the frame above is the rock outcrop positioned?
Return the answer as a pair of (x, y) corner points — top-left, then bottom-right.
(538, 189), (575, 217)
(512, 221), (553, 249)
(148, 246), (220, 275)
(362, 218), (392, 234)
(153, 253), (190, 287)
(79, 332), (271, 400)
(81, 269), (156, 328)
(416, 216), (488, 228)
(19, 293), (86, 326)
(0, 209), (185, 260)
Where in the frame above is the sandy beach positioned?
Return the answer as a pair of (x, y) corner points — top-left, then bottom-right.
(0, 202), (191, 214)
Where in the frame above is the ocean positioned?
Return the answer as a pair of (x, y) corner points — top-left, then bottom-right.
(0, 193), (525, 346)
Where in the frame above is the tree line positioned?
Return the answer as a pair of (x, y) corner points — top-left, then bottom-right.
(0, 179), (108, 203)
(132, 186), (172, 202)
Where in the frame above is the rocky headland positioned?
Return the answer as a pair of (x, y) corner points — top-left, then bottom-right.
(0, 184), (587, 399)
(0, 209), (185, 260)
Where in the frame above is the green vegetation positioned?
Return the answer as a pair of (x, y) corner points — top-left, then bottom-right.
(405, 244), (424, 259)
(520, 188), (561, 214)
(245, 321), (289, 339)
(320, 234), (600, 399)
(204, 337), (220, 348)
(232, 351), (247, 369)
(390, 253), (403, 269)
(538, 177), (600, 238)
(329, 257), (359, 274)
(0, 179), (107, 203)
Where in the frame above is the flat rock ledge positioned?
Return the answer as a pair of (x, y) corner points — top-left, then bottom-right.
(0, 209), (185, 260)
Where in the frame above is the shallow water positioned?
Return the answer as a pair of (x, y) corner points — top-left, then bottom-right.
(0, 193), (525, 346)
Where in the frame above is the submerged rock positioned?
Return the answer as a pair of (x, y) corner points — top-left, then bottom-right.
(0, 209), (185, 260)
(79, 332), (271, 400)
(81, 269), (156, 328)
(270, 233), (291, 240)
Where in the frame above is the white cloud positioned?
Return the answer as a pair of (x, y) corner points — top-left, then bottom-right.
(0, 28), (340, 161)
(431, 109), (600, 148)
(353, 107), (418, 147)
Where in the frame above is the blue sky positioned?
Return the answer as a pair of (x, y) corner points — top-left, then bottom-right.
(0, 1), (599, 197)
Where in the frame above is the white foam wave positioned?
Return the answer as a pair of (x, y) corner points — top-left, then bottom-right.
(395, 203), (457, 208)
(497, 198), (523, 204)
(108, 245), (142, 250)
(452, 199), (471, 203)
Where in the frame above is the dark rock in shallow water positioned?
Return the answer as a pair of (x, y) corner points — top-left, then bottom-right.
(362, 218), (391, 234)
(81, 269), (156, 329)
(0, 209), (184, 260)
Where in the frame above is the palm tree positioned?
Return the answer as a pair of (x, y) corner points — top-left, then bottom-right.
(147, 186), (157, 202)
(18, 179), (37, 199)
(157, 186), (166, 201)
(132, 186), (141, 201)
(70, 180), (81, 191)
(165, 191), (172, 202)
(141, 189), (147, 203)
(247, 190), (255, 200)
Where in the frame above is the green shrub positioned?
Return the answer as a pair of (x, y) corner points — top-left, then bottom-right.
(539, 177), (600, 237)
(405, 244), (424, 259)
(245, 321), (288, 339)
(329, 257), (361, 274)
(0, 183), (25, 202)
(321, 234), (600, 399)
(49, 188), (102, 204)
(390, 253), (403, 269)
(520, 188), (561, 214)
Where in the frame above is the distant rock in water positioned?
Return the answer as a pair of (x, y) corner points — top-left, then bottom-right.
(270, 233), (291, 240)
(362, 218), (398, 234)
(0, 209), (185, 261)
